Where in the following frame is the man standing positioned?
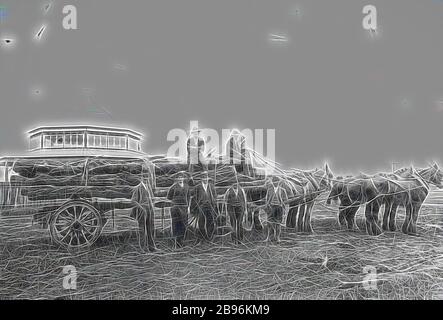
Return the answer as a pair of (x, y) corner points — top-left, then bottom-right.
(265, 177), (289, 243)
(224, 180), (247, 243)
(186, 127), (207, 173)
(225, 129), (249, 175)
(131, 181), (156, 252)
(167, 172), (190, 248)
(191, 171), (218, 242)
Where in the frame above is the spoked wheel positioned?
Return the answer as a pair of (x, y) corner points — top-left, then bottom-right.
(49, 200), (104, 249)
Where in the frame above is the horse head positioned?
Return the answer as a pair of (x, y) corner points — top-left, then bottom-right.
(425, 162), (443, 188)
(326, 176), (343, 205)
(318, 163), (334, 191)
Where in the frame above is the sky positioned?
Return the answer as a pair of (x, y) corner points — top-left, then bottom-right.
(0, 0), (443, 174)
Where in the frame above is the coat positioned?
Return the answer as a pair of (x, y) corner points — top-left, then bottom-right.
(167, 183), (190, 207)
(190, 182), (218, 216)
(224, 186), (247, 211)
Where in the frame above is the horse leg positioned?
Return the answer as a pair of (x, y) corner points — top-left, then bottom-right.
(253, 209), (263, 232)
(286, 206), (296, 228)
(291, 205), (300, 229)
(233, 218), (239, 244)
(409, 204), (421, 235)
(402, 203), (413, 234)
(238, 211), (244, 241)
(265, 222), (272, 242)
(285, 207), (292, 228)
(235, 216), (240, 243)
(389, 204), (398, 231)
(246, 207), (253, 229)
(276, 224), (281, 243)
(304, 202), (314, 233)
(271, 223), (277, 241)
(297, 204), (306, 232)
(365, 202), (381, 236)
(346, 206), (358, 230)
(228, 209), (236, 242)
(382, 201), (392, 231)
(338, 206), (347, 228)
(371, 202), (382, 235)
(364, 204), (374, 235)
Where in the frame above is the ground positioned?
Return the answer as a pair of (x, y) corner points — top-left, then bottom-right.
(1, 200), (443, 300)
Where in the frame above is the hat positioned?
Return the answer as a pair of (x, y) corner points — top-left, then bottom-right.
(175, 171), (187, 179)
(201, 171), (209, 177)
(190, 127), (202, 134)
(200, 171), (212, 181)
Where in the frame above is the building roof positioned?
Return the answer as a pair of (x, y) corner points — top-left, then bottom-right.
(27, 125), (144, 140)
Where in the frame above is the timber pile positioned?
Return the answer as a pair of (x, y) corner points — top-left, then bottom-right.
(10, 157), (154, 202)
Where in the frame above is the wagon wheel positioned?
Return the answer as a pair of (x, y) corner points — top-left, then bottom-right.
(49, 200), (104, 249)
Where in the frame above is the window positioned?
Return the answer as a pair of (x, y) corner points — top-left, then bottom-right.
(108, 135), (126, 149)
(29, 135), (41, 150)
(128, 137), (138, 151)
(35, 130), (136, 150)
(120, 137), (127, 149)
(63, 133), (84, 148)
(50, 135), (57, 147)
(64, 134), (72, 147)
(77, 134), (84, 147)
(43, 135), (51, 148)
(44, 133), (64, 148)
(56, 134), (64, 147)
(100, 135), (107, 147)
(87, 134), (108, 148)
(40, 132), (85, 149)
(0, 166), (5, 183)
(87, 134), (93, 147)
(108, 136), (114, 148)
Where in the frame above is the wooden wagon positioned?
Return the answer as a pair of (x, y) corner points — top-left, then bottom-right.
(0, 125), (281, 249)
(0, 125), (156, 249)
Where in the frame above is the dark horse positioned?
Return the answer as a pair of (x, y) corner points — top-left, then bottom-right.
(381, 164), (443, 235)
(326, 173), (391, 236)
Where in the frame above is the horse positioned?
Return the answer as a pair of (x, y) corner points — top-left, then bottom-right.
(287, 163), (334, 233)
(326, 172), (390, 236)
(244, 163), (333, 235)
(285, 176), (308, 230)
(382, 164), (443, 235)
(326, 176), (357, 229)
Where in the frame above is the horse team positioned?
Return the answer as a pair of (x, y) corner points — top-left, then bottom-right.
(324, 163), (443, 236)
(260, 162), (443, 237)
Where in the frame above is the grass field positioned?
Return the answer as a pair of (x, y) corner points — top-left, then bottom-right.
(1, 198), (443, 300)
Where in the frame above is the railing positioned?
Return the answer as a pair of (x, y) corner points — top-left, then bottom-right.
(0, 182), (68, 214)
(0, 182), (28, 209)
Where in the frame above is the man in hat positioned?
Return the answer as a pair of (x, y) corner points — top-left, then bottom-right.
(167, 171), (190, 248)
(131, 181), (157, 252)
(191, 171), (218, 242)
(187, 127), (207, 173)
(265, 177), (289, 243)
(224, 179), (247, 244)
(226, 129), (249, 174)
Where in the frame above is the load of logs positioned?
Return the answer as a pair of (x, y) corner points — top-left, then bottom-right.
(1, 155), (273, 210)
(9, 157), (155, 202)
